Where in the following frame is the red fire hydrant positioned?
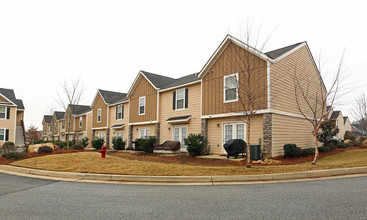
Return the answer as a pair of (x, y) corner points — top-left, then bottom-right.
(99, 146), (106, 158)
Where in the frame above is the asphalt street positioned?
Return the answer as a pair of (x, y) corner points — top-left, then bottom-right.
(0, 173), (366, 219)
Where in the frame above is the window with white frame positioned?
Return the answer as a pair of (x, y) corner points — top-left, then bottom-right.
(62, 121), (65, 129)
(0, 107), (6, 119)
(139, 97), (145, 115)
(98, 132), (104, 139)
(117, 105), (123, 119)
(140, 128), (149, 138)
(223, 122), (246, 145)
(97, 109), (102, 122)
(0, 129), (5, 141)
(224, 73), (238, 102)
(116, 131), (123, 138)
(79, 117), (83, 128)
(176, 89), (185, 110)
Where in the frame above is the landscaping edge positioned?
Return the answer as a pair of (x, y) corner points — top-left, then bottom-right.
(1, 165), (367, 184)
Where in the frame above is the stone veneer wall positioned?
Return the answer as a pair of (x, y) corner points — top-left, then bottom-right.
(263, 113), (272, 158)
(128, 125), (133, 148)
(155, 123), (160, 144)
(201, 119), (208, 139)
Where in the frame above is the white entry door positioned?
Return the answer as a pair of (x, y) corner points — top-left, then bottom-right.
(173, 126), (188, 151)
(223, 123), (246, 152)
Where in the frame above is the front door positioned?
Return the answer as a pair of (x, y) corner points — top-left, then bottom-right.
(222, 122), (246, 153)
(173, 126), (188, 151)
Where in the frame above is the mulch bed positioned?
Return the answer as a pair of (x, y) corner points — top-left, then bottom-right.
(0, 149), (86, 165)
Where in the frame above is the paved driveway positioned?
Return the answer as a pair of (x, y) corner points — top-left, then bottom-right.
(0, 173), (366, 219)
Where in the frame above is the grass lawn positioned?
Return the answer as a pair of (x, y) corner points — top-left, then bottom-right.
(11, 149), (367, 176)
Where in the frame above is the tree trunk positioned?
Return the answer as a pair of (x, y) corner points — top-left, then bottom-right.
(246, 120), (251, 168)
(312, 129), (319, 165)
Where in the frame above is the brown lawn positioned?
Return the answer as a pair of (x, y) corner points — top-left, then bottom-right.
(10, 148), (367, 176)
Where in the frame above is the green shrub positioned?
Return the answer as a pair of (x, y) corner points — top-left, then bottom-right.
(34, 140), (45, 144)
(112, 136), (126, 150)
(184, 134), (208, 156)
(283, 144), (301, 157)
(139, 136), (157, 153)
(81, 137), (89, 148)
(317, 121), (339, 147)
(38, 146), (53, 154)
(0, 142), (17, 156)
(6, 152), (26, 160)
(72, 141), (84, 150)
(302, 148), (315, 156)
(92, 137), (104, 150)
(318, 146), (324, 152)
(329, 139), (339, 146)
(337, 143), (348, 148)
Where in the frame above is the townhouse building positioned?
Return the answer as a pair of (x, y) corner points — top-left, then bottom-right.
(0, 88), (25, 146)
(42, 115), (52, 141)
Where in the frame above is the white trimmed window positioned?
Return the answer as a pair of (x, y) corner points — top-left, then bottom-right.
(98, 132), (104, 139)
(224, 73), (238, 102)
(176, 89), (185, 110)
(0, 107), (6, 119)
(117, 105), (123, 120)
(97, 109), (102, 122)
(79, 117), (83, 128)
(0, 129), (5, 141)
(62, 121), (65, 129)
(139, 97), (145, 115)
(140, 128), (149, 138)
(116, 131), (123, 137)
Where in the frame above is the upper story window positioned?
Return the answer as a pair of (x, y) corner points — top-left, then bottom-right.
(176, 89), (185, 110)
(117, 105), (123, 120)
(62, 121), (65, 129)
(79, 117), (83, 128)
(224, 73), (238, 103)
(97, 109), (102, 122)
(68, 119), (71, 129)
(139, 96), (145, 115)
(0, 107), (6, 119)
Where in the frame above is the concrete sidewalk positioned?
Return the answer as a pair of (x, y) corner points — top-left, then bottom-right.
(1, 165), (367, 185)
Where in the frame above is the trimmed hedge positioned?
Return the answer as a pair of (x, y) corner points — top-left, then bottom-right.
(92, 138), (104, 150)
(6, 152), (26, 160)
(112, 136), (126, 150)
(38, 146), (53, 154)
(139, 136), (157, 153)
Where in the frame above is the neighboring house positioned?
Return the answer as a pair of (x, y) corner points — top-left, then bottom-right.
(351, 123), (367, 135)
(198, 35), (325, 157)
(328, 110), (352, 140)
(42, 115), (52, 141)
(126, 71), (201, 151)
(68, 104), (92, 141)
(0, 88), (25, 146)
(51, 111), (65, 141)
(91, 89), (128, 148)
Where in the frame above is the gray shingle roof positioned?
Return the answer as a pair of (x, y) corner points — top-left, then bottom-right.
(99, 89), (127, 105)
(330, 111), (341, 120)
(351, 124), (364, 131)
(141, 71), (176, 89)
(44, 115), (53, 124)
(69, 104), (91, 115)
(0, 88), (25, 110)
(54, 111), (65, 120)
(265, 42), (304, 59)
(161, 73), (200, 90)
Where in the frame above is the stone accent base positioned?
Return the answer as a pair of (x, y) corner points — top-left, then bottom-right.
(201, 119), (208, 139)
(263, 113), (273, 158)
(106, 128), (110, 148)
(128, 125), (133, 148)
(155, 123), (160, 144)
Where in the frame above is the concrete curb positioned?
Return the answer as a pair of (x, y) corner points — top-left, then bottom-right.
(1, 165), (367, 184)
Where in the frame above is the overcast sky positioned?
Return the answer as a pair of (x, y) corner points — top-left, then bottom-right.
(1, 0), (366, 129)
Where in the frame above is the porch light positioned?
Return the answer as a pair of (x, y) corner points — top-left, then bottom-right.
(217, 123), (220, 127)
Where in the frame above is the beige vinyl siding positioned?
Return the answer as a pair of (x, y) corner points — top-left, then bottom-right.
(159, 83), (201, 144)
(74, 115), (87, 132)
(16, 111), (23, 126)
(129, 76), (157, 123)
(0, 106), (16, 145)
(132, 124), (156, 141)
(270, 45), (326, 117)
(202, 42), (267, 116)
(109, 103), (129, 147)
(64, 108), (75, 137)
(272, 114), (316, 157)
(207, 115), (263, 155)
(92, 94), (108, 128)
(86, 112), (92, 146)
(51, 114), (58, 138)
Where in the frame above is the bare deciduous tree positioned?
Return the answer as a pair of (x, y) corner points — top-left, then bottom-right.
(56, 76), (84, 148)
(352, 94), (367, 133)
(293, 52), (345, 165)
(26, 124), (40, 144)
